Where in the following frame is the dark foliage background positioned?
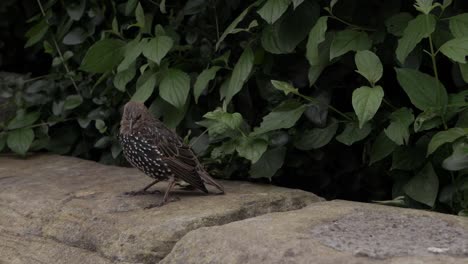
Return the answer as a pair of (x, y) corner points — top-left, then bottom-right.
(1, 0), (468, 215)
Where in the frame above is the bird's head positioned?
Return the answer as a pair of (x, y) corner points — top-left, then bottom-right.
(120, 101), (151, 134)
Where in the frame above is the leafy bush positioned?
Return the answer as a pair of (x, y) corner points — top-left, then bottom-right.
(1, 0), (468, 215)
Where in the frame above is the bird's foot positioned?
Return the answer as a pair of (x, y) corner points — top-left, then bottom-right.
(144, 196), (180, 209)
(124, 189), (161, 196)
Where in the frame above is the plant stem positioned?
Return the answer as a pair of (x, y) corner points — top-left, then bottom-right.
(36, 0), (80, 93)
(294, 92), (353, 121)
(428, 34), (448, 130)
(213, 2), (220, 42)
(383, 98), (397, 110)
(327, 14), (376, 32)
(189, 128), (209, 147)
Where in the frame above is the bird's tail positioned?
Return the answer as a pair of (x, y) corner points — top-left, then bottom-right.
(197, 167), (225, 194)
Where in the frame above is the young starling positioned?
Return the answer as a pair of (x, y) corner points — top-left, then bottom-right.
(119, 101), (225, 207)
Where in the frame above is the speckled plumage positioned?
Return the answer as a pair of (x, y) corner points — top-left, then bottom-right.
(119, 101), (224, 207)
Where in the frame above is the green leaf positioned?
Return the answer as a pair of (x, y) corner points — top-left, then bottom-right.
(25, 19), (49, 48)
(354, 50), (383, 84)
(94, 136), (111, 149)
(117, 38), (143, 72)
(211, 140), (237, 159)
(224, 47), (254, 105)
(150, 97), (188, 129)
(194, 66), (221, 103)
(308, 32), (333, 85)
(385, 12), (413, 37)
(95, 119), (107, 133)
(449, 13), (468, 38)
(66, 0), (86, 20)
(352, 86), (384, 128)
(203, 108), (243, 130)
(292, 0), (304, 9)
(250, 147), (286, 179)
(7, 128), (34, 156)
(442, 142), (468, 171)
(404, 162), (439, 207)
(7, 112), (40, 130)
(113, 64), (136, 92)
(336, 121), (372, 146)
(396, 14), (436, 64)
(294, 121), (338, 150)
(395, 68), (448, 111)
(236, 136), (268, 163)
(306, 16), (328, 65)
(216, 1), (262, 50)
(330, 30), (371, 60)
(135, 2), (145, 28)
(80, 39), (125, 73)
(260, 0), (319, 54)
(257, 0), (290, 24)
(384, 108), (414, 145)
(392, 146), (426, 170)
(131, 73), (157, 102)
(271, 80), (298, 95)
(414, 0), (435, 15)
(63, 27), (87, 45)
(370, 131), (397, 165)
(427, 128), (467, 156)
(439, 37), (468, 63)
(414, 110), (442, 132)
(142, 36), (173, 64)
(159, 69), (190, 109)
(252, 100), (307, 135)
(63, 94), (83, 110)
(460, 62), (468, 83)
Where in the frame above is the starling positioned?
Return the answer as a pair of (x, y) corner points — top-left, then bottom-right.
(119, 101), (225, 207)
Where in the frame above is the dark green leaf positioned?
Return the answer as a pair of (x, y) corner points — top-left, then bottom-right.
(330, 30), (371, 60)
(439, 37), (468, 63)
(395, 68), (448, 111)
(354, 50), (383, 84)
(427, 127), (467, 155)
(80, 39), (125, 73)
(306, 16), (328, 65)
(135, 2), (145, 28)
(142, 36), (173, 64)
(236, 136), (268, 163)
(385, 12), (413, 37)
(159, 69), (190, 109)
(63, 27), (87, 45)
(352, 86), (384, 128)
(194, 66), (221, 103)
(257, 0), (290, 24)
(384, 107), (414, 145)
(25, 19), (49, 48)
(460, 62), (468, 83)
(113, 64), (136, 92)
(95, 119), (107, 133)
(270, 80), (298, 95)
(63, 94), (83, 110)
(250, 147), (286, 179)
(117, 38), (143, 72)
(442, 142), (468, 171)
(404, 163), (439, 207)
(336, 121), (372, 146)
(224, 47), (254, 105)
(252, 100), (307, 135)
(294, 121), (338, 150)
(370, 131), (397, 165)
(131, 73), (157, 102)
(396, 14), (436, 64)
(449, 13), (468, 38)
(7, 128), (34, 155)
(203, 108), (243, 130)
(7, 112), (40, 130)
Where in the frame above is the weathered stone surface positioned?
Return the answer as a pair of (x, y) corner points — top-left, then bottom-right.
(161, 200), (468, 264)
(0, 154), (322, 263)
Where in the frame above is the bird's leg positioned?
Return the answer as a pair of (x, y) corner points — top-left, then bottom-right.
(124, 179), (161, 196)
(145, 177), (180, 209)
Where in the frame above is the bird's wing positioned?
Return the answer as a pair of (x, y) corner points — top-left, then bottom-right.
(151, 132), (208, 193)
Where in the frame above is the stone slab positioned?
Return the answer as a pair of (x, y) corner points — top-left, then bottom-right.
(161, 200), (468, 264)
(0, 154), (322, 263)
